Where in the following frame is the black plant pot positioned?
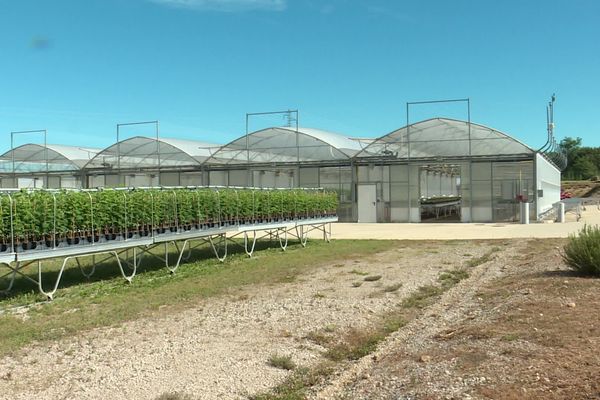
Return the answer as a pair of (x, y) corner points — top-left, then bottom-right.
(126, 232), (133, 239)
(86, 235), (100, 243)
(22, 241), (37, 251)
(0, 243), (7, 252)
(169, 226), (177, 233)
(45, 240), (54, 248)
(67, 237), (80, 245)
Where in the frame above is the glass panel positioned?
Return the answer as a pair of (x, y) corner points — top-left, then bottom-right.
(228, 170), (249, 187)
(299, 167), (319, 187)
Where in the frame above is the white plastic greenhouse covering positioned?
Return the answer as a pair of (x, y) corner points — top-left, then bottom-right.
(0, 144), (101, 172)
(357, 118), (534, 159)
(205, 127), (366, 164)
(84, 136), (222, 168)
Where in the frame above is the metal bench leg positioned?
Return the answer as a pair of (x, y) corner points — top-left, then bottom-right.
(209, 233), (227, 262)
(38, 258), (70, 301)
(244, 231), (257, 257)
(277, 228), (288, 251)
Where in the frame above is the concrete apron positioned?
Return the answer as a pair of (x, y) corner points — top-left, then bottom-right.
(309, 208), (600, 240)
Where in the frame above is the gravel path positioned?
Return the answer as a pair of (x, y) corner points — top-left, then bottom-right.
(309, 239), (541, 399)
(0, 241), (496, 400)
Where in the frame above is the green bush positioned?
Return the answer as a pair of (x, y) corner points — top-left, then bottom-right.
(562, 224), (600, 276)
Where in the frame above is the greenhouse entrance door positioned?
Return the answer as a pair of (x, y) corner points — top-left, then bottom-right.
(357, 184), (377, 223)
(418, 164), (461, 223)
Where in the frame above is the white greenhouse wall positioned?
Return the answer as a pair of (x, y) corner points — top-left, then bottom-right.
(535, 153), (561, 217)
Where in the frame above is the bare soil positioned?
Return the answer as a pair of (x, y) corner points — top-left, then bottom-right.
(313, 239), (600, 400)
(1, 239), (599, 400)
(562, 180), (600, 198)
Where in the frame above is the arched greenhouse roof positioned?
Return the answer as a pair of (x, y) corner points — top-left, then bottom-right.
(205, 126), (365, 164)
(0, 143), (101, 172)
(355, 118), (535, 160)
(85, 136), (222, 169)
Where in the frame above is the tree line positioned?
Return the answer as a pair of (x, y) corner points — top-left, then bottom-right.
(560, 137), (600, 180)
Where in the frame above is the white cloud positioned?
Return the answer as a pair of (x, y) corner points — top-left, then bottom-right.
(150, 0), (286, 12)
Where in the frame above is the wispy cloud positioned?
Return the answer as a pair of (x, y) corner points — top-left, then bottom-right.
(149, 0), (286, 12)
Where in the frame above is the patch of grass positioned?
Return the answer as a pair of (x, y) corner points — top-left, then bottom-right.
(383, 283), (402, 293)
(364, 275), (382, 282)
(0, 240), (395, 357)
(465, 250), (495, 268)
(313, 293), (326, 299)
(382, 313), (408, 333)
(268, 354), (296, 371)
(501, 333), (520, 342)
(250, 363), (335, 400)
(324, 330), (382, 361)
(401, 285), (443, 309)
(438, 269), (469, 288)
(324, 311), (408, 362)
(350, 269), (369, 276)
(402, 269), (469, 310)
(306, 330), (331, 346)
(351, 281), (363, 288)
(155, 393), (194, 400)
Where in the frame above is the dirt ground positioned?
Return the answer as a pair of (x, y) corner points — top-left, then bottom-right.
(313, 239), (600, 400)
(1, 238), (599, 400)
(562, 180), (600, 198)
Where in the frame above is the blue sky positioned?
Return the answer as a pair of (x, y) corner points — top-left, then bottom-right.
(1, 0), (599, 152)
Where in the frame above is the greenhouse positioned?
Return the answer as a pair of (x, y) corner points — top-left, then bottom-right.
(0, 117), (562, 223)
(84, 136), (222, 188)
(0, 144), (101, 189)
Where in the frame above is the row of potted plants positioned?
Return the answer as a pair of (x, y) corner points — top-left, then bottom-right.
(0, 188), (338, 252)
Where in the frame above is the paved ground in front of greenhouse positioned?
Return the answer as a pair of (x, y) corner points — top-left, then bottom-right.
(311, 206), (600, 240)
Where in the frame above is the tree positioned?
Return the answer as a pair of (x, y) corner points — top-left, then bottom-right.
(571, 157), (597, 180)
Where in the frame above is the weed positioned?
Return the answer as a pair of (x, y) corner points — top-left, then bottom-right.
(364, 275), (382, 282)
(268, 354), (296, 371)
(383, 283), (402, 292)
(324, 329), (383, 361)
(250, 363), (334, 400)
(465, 251), (495, 268)
(350, 269), (368, 276)
(313, 293), (326, 299)
(352, 281), (363, 288)
(438, 270), (469, 288)
(501, 333), (520, 342)
(401, 285), (443, 309)
(306, 331), (330, 346)
(155, 393), (194, 400)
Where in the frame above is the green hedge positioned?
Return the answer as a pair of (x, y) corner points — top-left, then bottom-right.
(0, 188), (338, 246)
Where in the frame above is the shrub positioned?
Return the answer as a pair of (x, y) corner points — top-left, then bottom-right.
(268, 353), (296, 370)
(562, 225), (600, 276)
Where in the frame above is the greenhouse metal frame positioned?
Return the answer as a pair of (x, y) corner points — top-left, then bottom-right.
(0, 117), (563, 224)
